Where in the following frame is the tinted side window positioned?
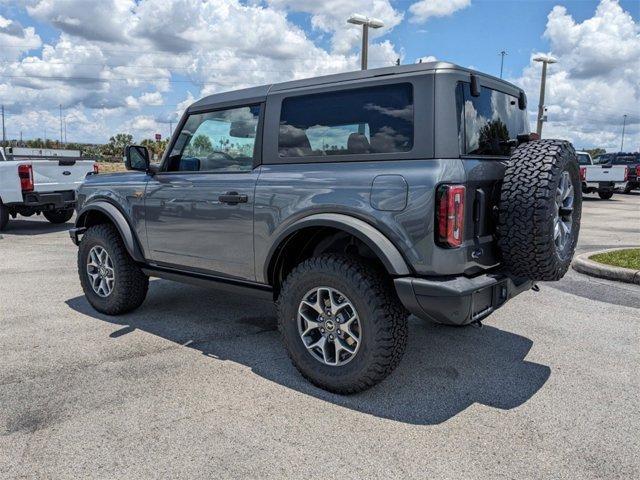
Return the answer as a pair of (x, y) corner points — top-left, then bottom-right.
(167, 105), (260, 172)
(278, 83), (414, 158)
(457, 82), (529, 156)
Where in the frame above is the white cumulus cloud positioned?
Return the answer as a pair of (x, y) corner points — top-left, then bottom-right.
(409, 0), (471, 24)
(515, 0), (640, 151)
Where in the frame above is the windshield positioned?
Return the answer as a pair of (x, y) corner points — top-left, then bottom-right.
(577, 153), (591, 165)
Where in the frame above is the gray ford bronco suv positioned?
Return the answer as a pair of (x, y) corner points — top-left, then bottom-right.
(70, 62), (581, 394)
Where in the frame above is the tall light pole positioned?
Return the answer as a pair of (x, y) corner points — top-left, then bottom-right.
(499, 50), (507, 79)
(59, 104), (63, 146)
(1, 105), (5, 147)
(620, 114), (627, 151)
(533, 55), (557, 137)
(347, 14), (384, 70)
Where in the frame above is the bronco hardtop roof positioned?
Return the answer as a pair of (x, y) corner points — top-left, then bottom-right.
(187, 61), (521, 112)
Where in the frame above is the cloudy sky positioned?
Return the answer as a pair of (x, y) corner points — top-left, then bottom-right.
(0, 0), (638, 151)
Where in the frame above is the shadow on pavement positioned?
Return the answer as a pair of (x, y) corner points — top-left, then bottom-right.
(66, 280), (551, 425)
(0, 218), (72, 236)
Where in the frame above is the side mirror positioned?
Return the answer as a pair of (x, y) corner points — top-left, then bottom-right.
(124, 145), (150, 172)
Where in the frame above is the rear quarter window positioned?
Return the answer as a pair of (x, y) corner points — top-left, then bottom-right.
(577, 154), (591, 165)
(456, 82), (529, 156)
(278, 83), (414, 158)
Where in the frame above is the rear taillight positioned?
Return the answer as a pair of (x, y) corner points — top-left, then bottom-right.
(18, 164), (33, 192)
(580, 166), (586, 181)
(93, 163), (99, 174)
(436, 184), (466, 248)
(624, 167), (630, 182)
(636, 165), (640, 178)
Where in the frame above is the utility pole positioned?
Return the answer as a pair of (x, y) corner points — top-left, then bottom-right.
(620, 114), (627, 151)
(499, 50), (507, 78)
(534, 55), (557, 137)
(64, 118), (67, 144)
(1, 105), (5, 147)
(347, 14), (384, 70)
(59, 104), (63, 146)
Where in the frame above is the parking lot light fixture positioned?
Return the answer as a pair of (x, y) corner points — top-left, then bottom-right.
(347, 14), (385, 70)
(533, 55), (557, 137)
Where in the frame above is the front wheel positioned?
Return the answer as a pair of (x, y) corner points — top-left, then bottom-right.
(278, 254), (408, 394)
(78, 224), (149, 315)
(43, 208), (74, 224)
(598, 191), (614, 200)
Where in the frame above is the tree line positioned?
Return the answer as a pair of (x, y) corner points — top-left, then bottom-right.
(1, 133), (169, 161)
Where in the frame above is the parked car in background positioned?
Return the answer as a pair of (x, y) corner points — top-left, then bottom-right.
(0, 147), (97, 230)
(594, 152), (640, 193)
(578, 151), (627, 199)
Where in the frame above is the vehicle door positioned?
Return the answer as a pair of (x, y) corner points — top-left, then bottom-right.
(144, 104), (262, 280)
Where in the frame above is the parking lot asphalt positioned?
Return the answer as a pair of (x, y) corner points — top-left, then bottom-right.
(1, 192), (639, 479)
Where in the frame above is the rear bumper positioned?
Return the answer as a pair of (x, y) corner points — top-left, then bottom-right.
(585, 181), (615, 190)
(394, 272), (533, 325)
(21, 190), (76, 209)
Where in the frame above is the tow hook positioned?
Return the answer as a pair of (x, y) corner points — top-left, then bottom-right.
(531, 284), (540, 292)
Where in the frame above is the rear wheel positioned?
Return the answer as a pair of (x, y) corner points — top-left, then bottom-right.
(43, 208), (74, 224)
(78, 223), (149, 315)
(0, 205), (9, 231)
(598, 191), (614, 200)
(278, 254), (408, 394)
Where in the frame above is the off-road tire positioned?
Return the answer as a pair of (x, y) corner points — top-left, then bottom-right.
(278, 254), (408, 394)
(0, 205), (9, 231)
(43, 208), (74, 224)
(78, 223), (149, 315)
(497, 139), (582, 281)
(598, 191), (614, 200)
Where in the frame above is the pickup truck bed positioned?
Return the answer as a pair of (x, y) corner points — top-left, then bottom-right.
(581, 164), (628, 199)
(0, 155), (96, 230)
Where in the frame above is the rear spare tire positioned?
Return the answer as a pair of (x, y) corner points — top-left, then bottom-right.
(497, 139), (581, 281)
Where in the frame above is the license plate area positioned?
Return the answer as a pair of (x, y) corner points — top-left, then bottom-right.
(471, 280), (508, 321)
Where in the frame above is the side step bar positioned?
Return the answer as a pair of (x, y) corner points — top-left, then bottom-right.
(141, 266), (274, 301)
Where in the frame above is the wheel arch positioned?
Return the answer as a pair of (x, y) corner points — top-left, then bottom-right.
(265, 213), (411, 294)
(76, 201), (145, 262)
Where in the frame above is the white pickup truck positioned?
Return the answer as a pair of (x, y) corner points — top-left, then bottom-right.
(578, 151), (628, 200)
(0, 147), (96, 230)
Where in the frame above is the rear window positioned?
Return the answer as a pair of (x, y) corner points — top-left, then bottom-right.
(577, 153), (591, 165)
(456, 82), (529, 156)
(278, 83), (414, 158)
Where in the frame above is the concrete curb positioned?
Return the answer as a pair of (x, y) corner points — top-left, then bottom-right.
(572, 249), (640, 285)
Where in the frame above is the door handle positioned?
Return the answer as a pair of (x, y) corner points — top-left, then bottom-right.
(218, 191), (248, 205)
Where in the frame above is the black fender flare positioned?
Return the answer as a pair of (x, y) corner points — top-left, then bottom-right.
(75, 201), (145, 262)
(264, 213), (411, 283)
